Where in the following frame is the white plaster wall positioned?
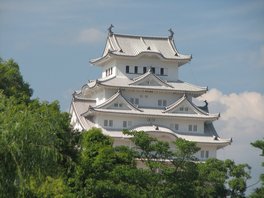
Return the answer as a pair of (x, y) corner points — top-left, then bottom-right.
(93, 89), (106, 105)
(105, 89), (116, 99)
(122, 89), (181, 108)
(195, 144), (217, 159)
(97, 87), (184, 109)
(114, 57), (179, 81)
(95, 114), (205, 134)
(101, 60), (117, 78)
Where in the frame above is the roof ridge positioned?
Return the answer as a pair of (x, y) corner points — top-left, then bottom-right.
(113, 33), (170, 40)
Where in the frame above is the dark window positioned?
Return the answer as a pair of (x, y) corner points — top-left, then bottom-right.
(109, 120), (113, 127)
(163, 100), (167, 106)
(126, 65), (129, 73)
(143, 67), (147, 73)
(205, 151), (209, 158)
(158, 99), (162, 106)
(151, 67), (155, 74)
(134, 66), (138, 74)
(123, 121), (127, 128)
(160, 68), (164, 75)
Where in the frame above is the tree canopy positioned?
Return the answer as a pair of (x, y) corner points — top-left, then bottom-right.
(0, 58), (32, 102)
(250, 139), (264, 198)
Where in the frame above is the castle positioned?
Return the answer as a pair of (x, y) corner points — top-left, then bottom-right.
(69, 26), (231, 160)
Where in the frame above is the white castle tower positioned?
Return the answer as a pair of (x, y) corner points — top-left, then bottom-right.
(69, 26), (231, 160)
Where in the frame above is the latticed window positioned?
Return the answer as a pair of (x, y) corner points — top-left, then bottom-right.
(123, 121), (127, 128)
(151, 67), (155, 74)
(205, 151), (209, 158)
(126, 65), (129, 73)
(143, 67), (147, 73)
(160, 68), (164, 75)
(134, 66), (138, 74)
(109, 120), (113, 127)
(201, 150), (204, 158)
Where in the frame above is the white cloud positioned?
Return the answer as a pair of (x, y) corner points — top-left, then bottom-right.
(76, 28), (105, 44)
(198, 89), (264, 193)
(202, 89), (264, 122)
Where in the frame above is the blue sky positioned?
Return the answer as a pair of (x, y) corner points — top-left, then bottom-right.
(0, 0), (263, 194)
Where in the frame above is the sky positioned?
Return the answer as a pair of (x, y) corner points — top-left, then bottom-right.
(0, 0), (263, 194)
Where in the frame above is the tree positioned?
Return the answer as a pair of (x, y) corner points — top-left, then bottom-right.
(0, 58), (78, 197)
(72, 128), (144, 197)
(196, 159), (250, 197)
(0, 58), (33, 102)
(0, 93), (78, 197)
(250, 139), (264, 198)
(124, 130), (200, 197)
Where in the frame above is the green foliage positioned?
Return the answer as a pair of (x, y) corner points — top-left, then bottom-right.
(0, 92), (78, 197)
(250, 139), (264, 198)
(72, 128), (140, 197)
(0, 58), (33, 102)
(196, 159), (250, 197)
(124, 130), (200, 197)
(29, 176), (75, 198)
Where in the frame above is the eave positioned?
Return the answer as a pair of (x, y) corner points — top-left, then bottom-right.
(82, 108), (219, 121)
(90, 51), (191, 66)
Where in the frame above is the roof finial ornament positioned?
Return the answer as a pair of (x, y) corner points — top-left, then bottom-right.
(204, 100), (208, 107)
(108, 24), (114, 36)
(168, 28), (174, 39)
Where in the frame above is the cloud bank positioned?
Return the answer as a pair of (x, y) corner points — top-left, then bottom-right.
(198, 89), (264, 192)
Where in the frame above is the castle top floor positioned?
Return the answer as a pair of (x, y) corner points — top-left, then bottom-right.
(90, 26), (192, 82)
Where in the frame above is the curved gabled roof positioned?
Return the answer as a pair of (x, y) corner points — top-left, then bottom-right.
(88, 90), (142, 112)
(81, 76), (207, 96)
(163, 95), (219, 118)
(83, 106), (219, 121)
(129, 69), (173, 88)
(90, 33), (191, 66)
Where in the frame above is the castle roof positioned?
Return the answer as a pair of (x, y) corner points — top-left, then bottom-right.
(81, 90), (219, 121)
(90, 33), (191, 66)
(84, 75), (207, 96)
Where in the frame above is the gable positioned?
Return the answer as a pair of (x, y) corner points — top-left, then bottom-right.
(105, 99), (131, 110)
(94, 90), (142, 112)
(138, 76), (162, 86)
(130, 72), (173, 88)
(163, 95), (209, 116)
(169, 100), (196, 114)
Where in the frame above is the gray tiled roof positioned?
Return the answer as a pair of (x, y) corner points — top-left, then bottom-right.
(86, 76), (207, 95)
(90, 33), (191, 64)
(71, 96), (96, 129)
(85, 106), (219, 121)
